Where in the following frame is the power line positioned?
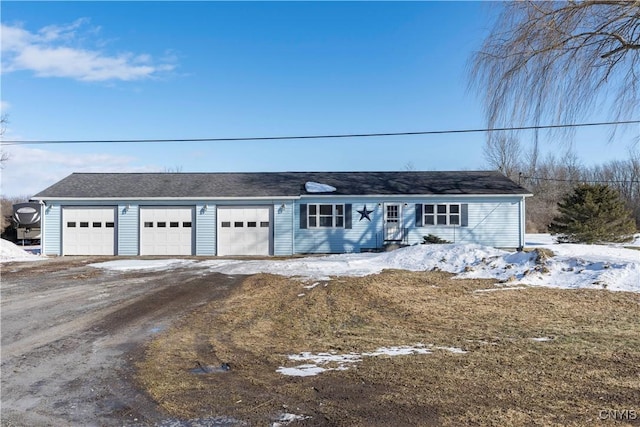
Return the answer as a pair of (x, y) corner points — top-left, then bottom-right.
(1, 119), (638, 146)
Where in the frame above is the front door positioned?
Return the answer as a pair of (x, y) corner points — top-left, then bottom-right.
(384, 203), (403, 241)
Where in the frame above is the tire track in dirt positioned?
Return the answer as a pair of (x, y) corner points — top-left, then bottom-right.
(1, 262), (245, 426)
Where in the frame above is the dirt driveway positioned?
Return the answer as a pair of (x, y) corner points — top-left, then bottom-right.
(1, 257), (244, 427)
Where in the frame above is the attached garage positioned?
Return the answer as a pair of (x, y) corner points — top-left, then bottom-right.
(62, 207), (116, 255)
(217, 206), (273, 256)
(140, 207), (194, 255)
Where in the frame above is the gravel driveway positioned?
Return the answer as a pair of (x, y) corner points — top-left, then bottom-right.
(1, 257), (244, 426)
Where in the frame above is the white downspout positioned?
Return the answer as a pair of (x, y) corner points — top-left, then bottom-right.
(39, 200), (46, 257)
(520, 196), (526, 251)
(291, 201), (295, 255)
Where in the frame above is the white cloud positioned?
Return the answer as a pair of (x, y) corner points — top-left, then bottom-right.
(1, 19), (175, 82)
(0, 100), (9, 115)
(0, 146), (157, 197)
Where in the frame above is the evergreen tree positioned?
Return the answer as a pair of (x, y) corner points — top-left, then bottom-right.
(550, 184), (636, 244)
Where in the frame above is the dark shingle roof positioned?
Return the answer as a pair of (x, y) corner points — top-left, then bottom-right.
(33, 171), (531, 199)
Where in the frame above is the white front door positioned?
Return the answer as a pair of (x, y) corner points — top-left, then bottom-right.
(384, 203), (403, 241)
(217, 206), (272, 256)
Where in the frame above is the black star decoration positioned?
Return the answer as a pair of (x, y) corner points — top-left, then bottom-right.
(357, 205), (374, 222)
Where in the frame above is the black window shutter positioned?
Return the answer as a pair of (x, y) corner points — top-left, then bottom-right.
(345, 204), (352, 229)
(415, 204), (423, 227)
(461, 204), (468, 227)
(300, 204), (307, 229)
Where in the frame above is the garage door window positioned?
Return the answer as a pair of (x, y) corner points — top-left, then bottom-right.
(144, 222), (153, 228)
(80, 222), (89, 228)
(67, 222), (76, 227)
(106, 222), (115, 228)
(260, 221), (269, 227)
(93, 222), (102, 228)
(234, 222), (243, 227)
(170, 222), (179, 228)
(183, 222), (192, 228)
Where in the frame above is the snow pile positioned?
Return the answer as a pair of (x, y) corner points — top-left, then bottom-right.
(0, 239), (42, 263)
(90, 236), (640, 293)
(305, 181), (336, 193)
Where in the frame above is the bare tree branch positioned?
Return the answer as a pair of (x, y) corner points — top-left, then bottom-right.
(470, 1), (640, 131)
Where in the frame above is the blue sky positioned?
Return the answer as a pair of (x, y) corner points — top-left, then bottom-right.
(1, 1), (637, 197)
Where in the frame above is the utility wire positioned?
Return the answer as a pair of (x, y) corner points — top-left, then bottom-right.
(1, 119), (638, 146)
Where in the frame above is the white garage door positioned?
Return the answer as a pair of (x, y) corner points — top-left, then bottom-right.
(217, 206), (272, 256)
(140, 207), (194, 255)
(62, 207), (116, 255)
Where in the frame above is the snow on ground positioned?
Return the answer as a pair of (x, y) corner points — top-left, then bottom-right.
(276, 344), (466, 377)
(81, 234), (640, 293)
(90, 259), (196, 271)
(0, 239), (43, 263)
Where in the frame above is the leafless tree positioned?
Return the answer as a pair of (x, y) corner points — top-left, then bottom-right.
(484, 133), (521, 178)
(162, 165), (183, 173)
(470, 1), (640, 130)
(403, 161), (416, 172)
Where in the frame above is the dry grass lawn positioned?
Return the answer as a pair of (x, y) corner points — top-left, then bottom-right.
(136, 270), (640, 426)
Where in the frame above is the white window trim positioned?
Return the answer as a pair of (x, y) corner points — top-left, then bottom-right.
(423, 203), (461, 227)
(307, 203), (345, 228)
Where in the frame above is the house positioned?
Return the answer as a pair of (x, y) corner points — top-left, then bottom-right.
(31, 171), (532, 256)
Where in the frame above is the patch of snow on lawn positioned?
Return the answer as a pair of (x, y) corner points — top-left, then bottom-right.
(272, 413), (312, 427)
(278, 344), (465, 377)
(0, 239), (43, 263)
(530, 337), (553, 342)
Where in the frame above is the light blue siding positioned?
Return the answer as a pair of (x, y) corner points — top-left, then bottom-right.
(406, 197), (524, 248)
(117, 204), (138, 255)
(295, 198), (384, 254)
(274, 202), (294, 256)
(294, 196), (525, 254)
(41, 195), (525, 257)
(196, 203), (216, 256)
(43, 204), (61, 256)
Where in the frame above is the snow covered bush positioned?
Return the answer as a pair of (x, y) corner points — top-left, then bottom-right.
(422, 234), (451, 244)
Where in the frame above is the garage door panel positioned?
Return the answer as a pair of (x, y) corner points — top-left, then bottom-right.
(140, 208), (194, 255)
(217, 206), (272, 256)
(63, 207), (116, 255)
